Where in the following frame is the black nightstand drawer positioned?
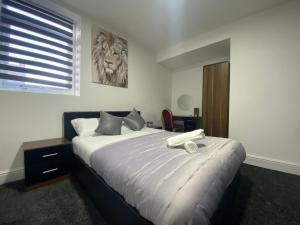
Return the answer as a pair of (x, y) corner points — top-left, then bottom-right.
(183, 119), (197, 132)
(185, 124), (195, 128)
(185, 119), (194, 123)
(25, 162), (70, 185)
(22, 138), (72, 189)
(185, 120), (195, 126)
(24, 145), (72, 165)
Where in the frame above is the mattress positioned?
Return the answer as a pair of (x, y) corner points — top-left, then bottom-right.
(74, 130), (246, 225)
(72, 127), (164, 166)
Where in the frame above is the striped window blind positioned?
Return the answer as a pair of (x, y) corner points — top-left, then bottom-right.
(0, 0), (75, 91)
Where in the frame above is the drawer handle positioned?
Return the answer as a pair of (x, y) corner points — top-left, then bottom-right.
(42, 168), (58, 174)
(42, 153), (58, 158)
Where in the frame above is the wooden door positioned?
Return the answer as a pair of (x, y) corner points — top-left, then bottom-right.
(202, 62), (229, 138)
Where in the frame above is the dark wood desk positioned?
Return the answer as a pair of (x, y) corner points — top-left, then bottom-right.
(173, 116), (202, 132)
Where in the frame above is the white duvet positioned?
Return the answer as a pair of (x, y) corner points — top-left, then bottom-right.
(73, 129), (246, 225)
(72, 127), (164, 166)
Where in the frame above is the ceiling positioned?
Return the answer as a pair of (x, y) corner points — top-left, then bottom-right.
(58, 0), (290, 51)
(160, 39), (230, 70)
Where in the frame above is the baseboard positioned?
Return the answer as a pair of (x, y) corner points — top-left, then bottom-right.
(245, 154), (300, 176)
(0, 167), (24, 185)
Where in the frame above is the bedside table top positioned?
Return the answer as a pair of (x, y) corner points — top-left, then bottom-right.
(21, 138), (71, 151)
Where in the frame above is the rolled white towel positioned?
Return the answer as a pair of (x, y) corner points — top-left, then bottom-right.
(167, 129), (205, 147)
(183, 141), (198, 154)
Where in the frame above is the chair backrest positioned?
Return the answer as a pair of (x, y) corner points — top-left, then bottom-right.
(162, 109), (173, 131)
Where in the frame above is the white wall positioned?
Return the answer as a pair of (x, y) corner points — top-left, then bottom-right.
(171, 58), (230, 117)
(0, 10), (172, 184)
(171, 64), (203, 116)
(158, 0), (300, 175)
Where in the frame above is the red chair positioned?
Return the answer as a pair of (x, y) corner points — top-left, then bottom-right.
(162, 109), (184, 132)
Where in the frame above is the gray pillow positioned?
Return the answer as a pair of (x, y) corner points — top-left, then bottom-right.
(123, 109), (145, 131)
(95, 111), (123, 135)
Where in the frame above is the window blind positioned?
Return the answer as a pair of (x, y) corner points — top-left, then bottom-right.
(0, 0), (74, 89)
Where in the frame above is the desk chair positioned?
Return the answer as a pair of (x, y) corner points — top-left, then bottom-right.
(162, 109), (184, 132)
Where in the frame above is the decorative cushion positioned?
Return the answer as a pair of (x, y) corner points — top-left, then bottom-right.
(123, 108), (145, 131)
(95, 111), (123, 135)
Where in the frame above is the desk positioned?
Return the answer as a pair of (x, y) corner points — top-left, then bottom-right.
(173, 116), (202, 132)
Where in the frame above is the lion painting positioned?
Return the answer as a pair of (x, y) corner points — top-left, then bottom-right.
(92, 29), (128, 88)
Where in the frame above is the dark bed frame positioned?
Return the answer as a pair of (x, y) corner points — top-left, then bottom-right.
(64, 111), (240, 225)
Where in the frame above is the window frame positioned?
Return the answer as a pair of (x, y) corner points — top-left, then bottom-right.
(0, 0), (81, 96)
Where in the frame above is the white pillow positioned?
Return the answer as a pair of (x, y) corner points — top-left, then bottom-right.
(121, 125), (133, 135)
(71, 118), (99, 137)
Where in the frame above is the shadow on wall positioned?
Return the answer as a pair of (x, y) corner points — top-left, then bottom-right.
(5, 146), (25, 184)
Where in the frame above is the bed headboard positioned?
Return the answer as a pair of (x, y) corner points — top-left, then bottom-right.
(63, 111), (134, 140)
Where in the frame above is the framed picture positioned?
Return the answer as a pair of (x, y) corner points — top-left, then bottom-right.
(91, 26), (128, 88)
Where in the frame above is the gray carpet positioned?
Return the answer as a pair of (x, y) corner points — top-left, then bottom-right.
(0, 178), (107, 225)
(232, 164), (300, 225)
(0, 164), (299, 225)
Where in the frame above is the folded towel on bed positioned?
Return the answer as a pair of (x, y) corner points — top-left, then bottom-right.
(167, 129), (205, 147)
(183, 141), (199, 154)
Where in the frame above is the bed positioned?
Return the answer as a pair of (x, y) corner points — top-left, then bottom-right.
(64, 111), (246, 225)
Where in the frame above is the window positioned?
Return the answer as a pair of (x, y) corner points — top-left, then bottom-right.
(0, 0), (80, 95)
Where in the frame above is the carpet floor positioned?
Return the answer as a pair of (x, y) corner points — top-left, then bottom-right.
(0, 164), (299, 225)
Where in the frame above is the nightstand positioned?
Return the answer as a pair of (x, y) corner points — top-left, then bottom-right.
(22, 138), (73, 190)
